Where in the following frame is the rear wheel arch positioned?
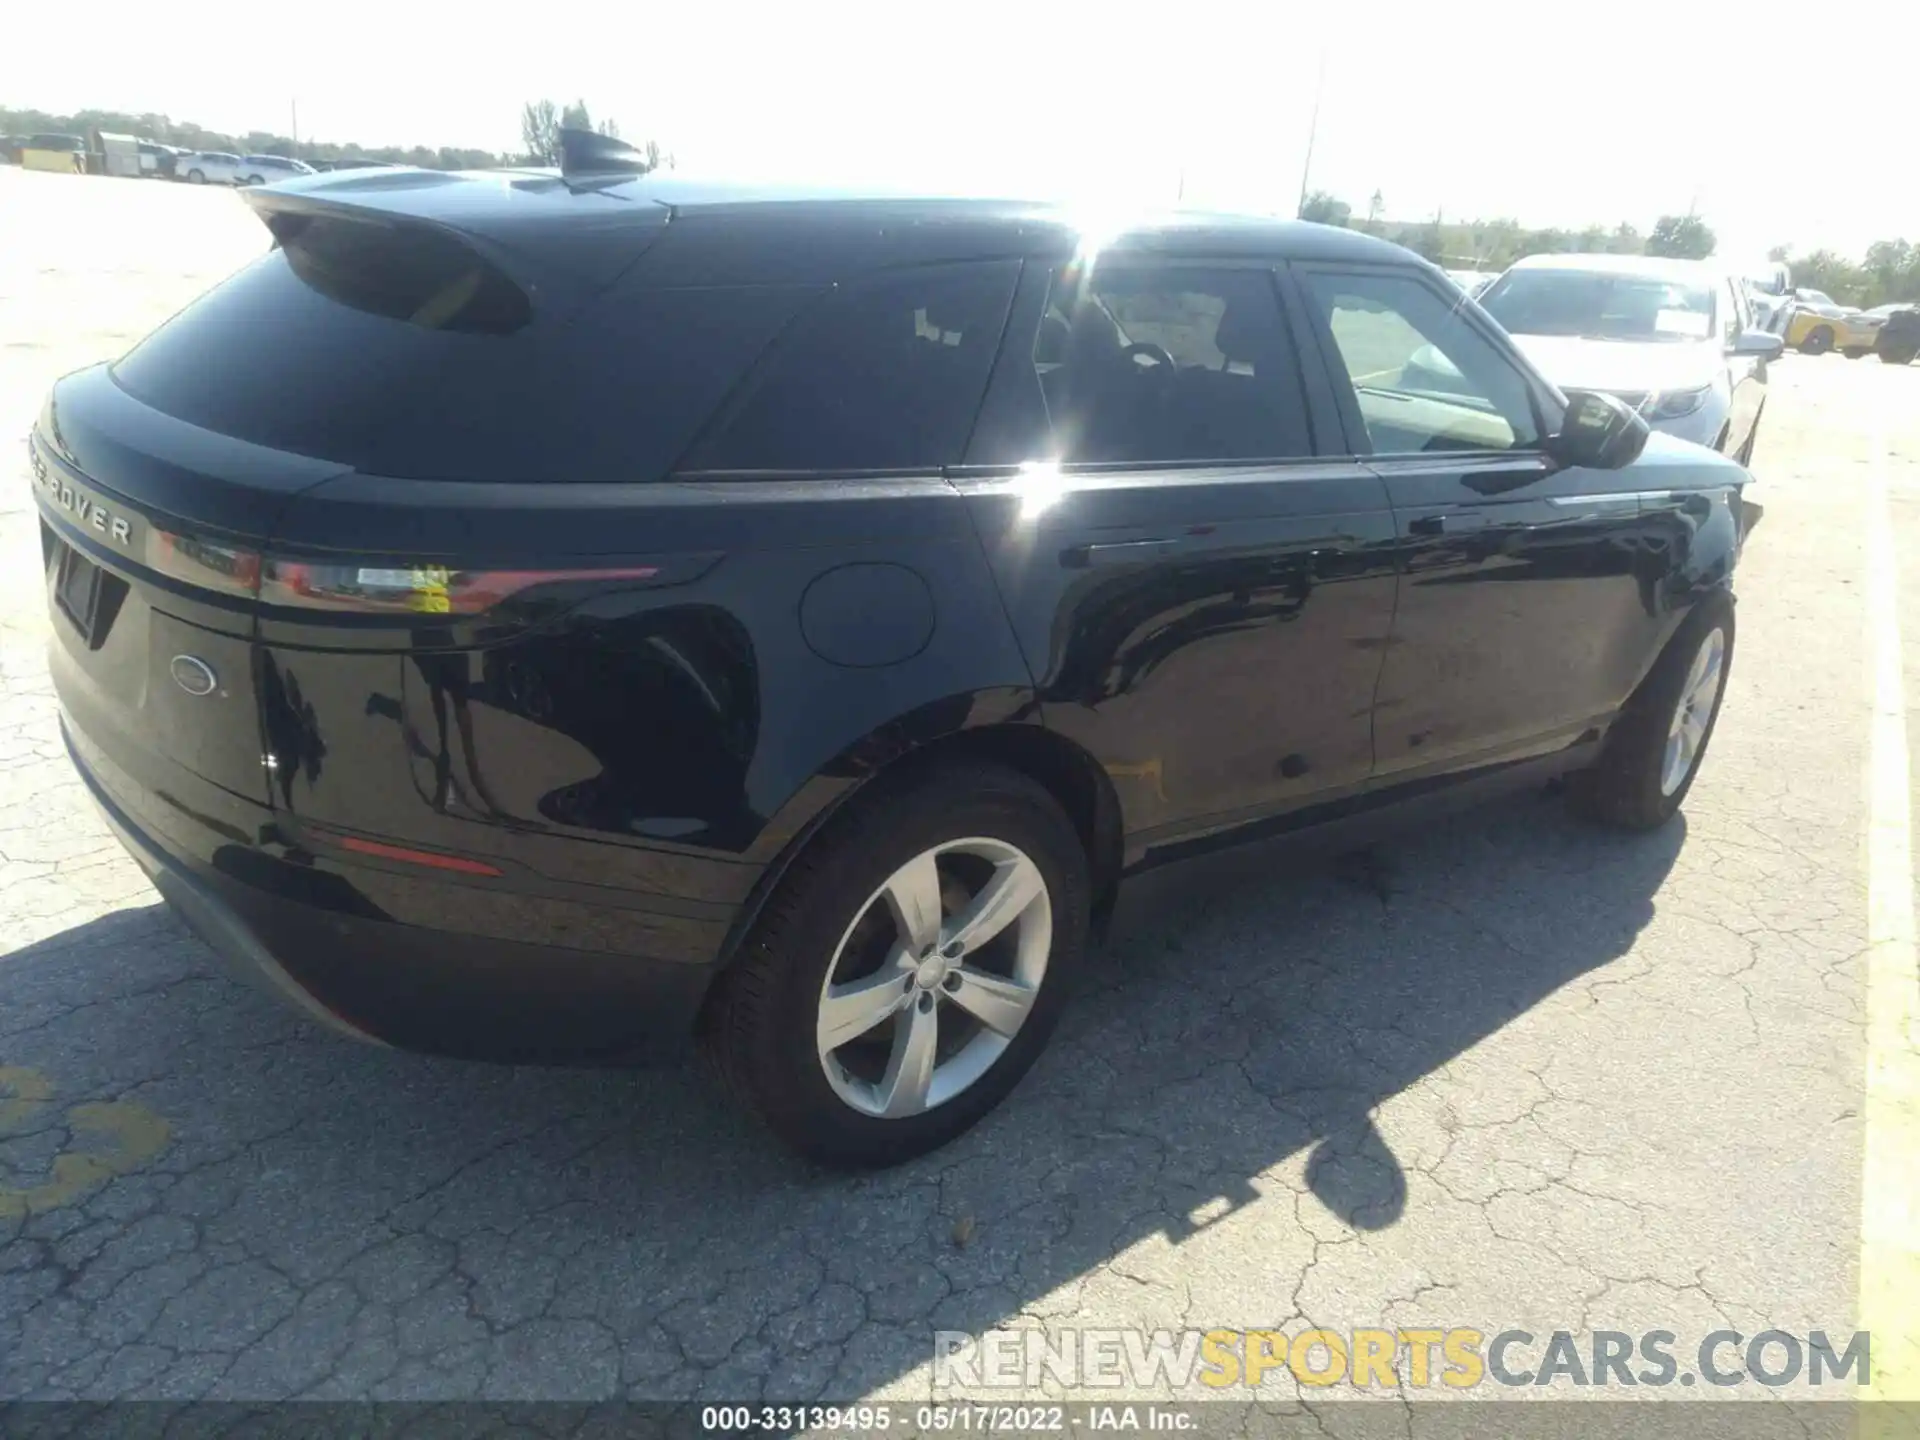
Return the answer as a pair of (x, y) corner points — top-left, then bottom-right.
(697, 720), (1122, 1025)
(880, 724), (1124, 922)
(701, 757), (1093, 1164)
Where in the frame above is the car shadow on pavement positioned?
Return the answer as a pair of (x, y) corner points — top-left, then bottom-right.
(0, 788), (1684, 1401)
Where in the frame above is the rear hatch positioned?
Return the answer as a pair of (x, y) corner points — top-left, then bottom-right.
(36, 371), (345, 807)
(35, 168), (682, 822)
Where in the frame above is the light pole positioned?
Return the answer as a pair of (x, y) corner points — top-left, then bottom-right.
(1294, 48), (1327, 219)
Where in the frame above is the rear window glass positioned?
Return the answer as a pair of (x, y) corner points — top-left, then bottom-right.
(1034, 264), (1313, 464)
(113, 221), (813, 483)
(679, 261), (1018, 473)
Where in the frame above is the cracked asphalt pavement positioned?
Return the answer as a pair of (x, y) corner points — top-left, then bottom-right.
(0, 168), (1911, 1405)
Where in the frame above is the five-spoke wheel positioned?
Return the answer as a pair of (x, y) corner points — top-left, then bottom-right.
(817, 838), (1051, 1119)
(705, 763), (1088, 1167)
(1660, 627), (1727, 798)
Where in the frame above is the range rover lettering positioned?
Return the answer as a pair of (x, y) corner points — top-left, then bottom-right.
(34, 133), (1750, 1167)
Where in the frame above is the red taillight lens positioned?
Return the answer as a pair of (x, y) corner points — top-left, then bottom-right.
(139, 531), (662, 617)
(259, 562), (660, 615)
(145, 527), (262, 599)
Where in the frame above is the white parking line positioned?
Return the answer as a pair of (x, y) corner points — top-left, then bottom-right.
(1860, 433), (1920, 1414)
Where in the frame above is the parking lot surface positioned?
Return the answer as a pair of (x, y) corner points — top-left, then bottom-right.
(0, 167), (1915, 1408)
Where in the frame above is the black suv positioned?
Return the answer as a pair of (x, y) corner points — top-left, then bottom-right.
(34, 149), (1751, 1166)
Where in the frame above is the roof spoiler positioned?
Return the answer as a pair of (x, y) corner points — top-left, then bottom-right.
(558, 127), (654, 181)
(239, 172), (672, 303)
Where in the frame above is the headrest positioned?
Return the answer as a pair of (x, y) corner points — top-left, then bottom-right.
(1213, 300), (1272, 364)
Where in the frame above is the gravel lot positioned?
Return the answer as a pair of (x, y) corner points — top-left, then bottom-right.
(0, 167), (1915, 1412)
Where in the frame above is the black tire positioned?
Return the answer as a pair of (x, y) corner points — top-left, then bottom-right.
(1800, 326), (1835, 355)
(1882, 346), (1919, 366)
(703, 762), (1090, 1168)
(246, 174), (265, 186)
(1843, 347), (1871, 359)
(1569, 593), (1734, 830)
(186, 169), (205, 184)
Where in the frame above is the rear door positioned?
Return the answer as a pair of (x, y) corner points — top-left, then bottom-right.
(958, 255), (1398, 853)
(1294, 262), (1666, 782)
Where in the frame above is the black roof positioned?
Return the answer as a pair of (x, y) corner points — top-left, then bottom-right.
(255, 167), (1419, 287)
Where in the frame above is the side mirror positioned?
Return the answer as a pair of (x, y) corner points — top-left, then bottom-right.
(1732, 331), (1784, 360)
(1549, 390), (1649, 471)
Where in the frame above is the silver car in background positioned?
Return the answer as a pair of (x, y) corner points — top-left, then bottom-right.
(177, 151), (245, 184)
(238, 154), (316, 185)
(1473, 254), (1782, 463)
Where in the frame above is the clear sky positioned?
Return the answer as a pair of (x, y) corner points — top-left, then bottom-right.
(5, 0), (1914, 264)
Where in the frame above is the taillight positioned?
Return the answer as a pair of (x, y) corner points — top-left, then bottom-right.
(260, 562), (660, 615)
(146, 527), (262, 599)
(140, 529), (661, 616)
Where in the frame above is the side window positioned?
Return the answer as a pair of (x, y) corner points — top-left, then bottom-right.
(1034, 264), (1311, 465)
(1300, 269), (1542, 455)
(680, 262), (1017, 473)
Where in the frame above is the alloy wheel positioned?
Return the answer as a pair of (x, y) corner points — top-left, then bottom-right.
(1661, 626), (1727, 796)
(815, 837), (1051, 1119)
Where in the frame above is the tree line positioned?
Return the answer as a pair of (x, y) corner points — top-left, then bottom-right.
(1298, 191), (1718, 266)
(1767, 241), (1920, 310)
(1300, 189), (1919, 308)
(1, 100), (668, 175)
(0, 105), (510, 171)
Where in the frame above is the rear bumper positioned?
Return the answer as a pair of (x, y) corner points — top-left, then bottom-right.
(64, 717), (722, 1063)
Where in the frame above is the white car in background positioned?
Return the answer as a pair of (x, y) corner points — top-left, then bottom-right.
(1470, 254), (1782, 463)
(177, 151), (245, 185)
(237, 154), (316, 185)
